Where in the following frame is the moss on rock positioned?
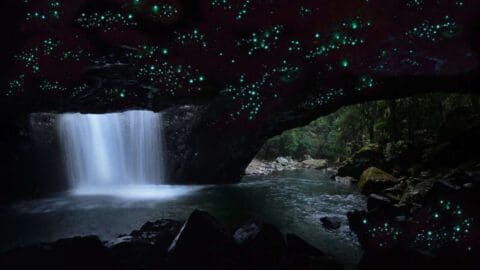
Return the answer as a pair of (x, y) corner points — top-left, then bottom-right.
(358, 167), (398, 195)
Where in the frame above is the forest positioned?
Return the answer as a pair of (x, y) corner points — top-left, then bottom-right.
(257, 93), (480, 162)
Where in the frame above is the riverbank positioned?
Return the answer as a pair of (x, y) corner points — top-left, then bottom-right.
(245, 156), (329, 175)
(335, 116), (480, 269)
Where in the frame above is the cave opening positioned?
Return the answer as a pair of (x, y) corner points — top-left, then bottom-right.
(1, 0), (480, 268)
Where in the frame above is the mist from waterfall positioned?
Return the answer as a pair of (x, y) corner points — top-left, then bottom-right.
(57, 111), (166, 193)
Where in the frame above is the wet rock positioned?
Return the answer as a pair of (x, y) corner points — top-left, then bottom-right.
(367, 194), (405, 216)
(358, 167), (398, 195)
(236, 222), (286, 270)
(167, 209), (239, 270)
(367, 194), (391, 211)
(399, 178), (436, 205)
(301, 158), (328, 170)
(233, 222), (262, 244)
(320, 217), (343, 230)
(245, 159), (271, 175)
(382, 181), (407, 203)
(335, 176), (355, 184)
(338, 144), (386, 179)
(108, 219), (182, 269)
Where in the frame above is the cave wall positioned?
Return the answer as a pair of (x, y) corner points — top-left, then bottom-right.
(1, 0), (480, 200)
(0, 113), (65, 203)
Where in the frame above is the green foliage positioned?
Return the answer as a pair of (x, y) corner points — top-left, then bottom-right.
(257, 93), (477, 161)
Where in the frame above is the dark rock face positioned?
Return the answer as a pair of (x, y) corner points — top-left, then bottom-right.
(0, 210), (342, 270)
(0, 113), (67, 203)
(0, 236), (116, 270)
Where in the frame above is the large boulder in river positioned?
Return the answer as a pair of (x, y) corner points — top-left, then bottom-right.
(358, 167), (398, 195)
(337, 144), (386, 179)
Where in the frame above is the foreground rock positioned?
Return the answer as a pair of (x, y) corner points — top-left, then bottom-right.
(0, 210), (343, 270)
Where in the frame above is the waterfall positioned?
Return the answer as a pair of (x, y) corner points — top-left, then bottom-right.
(57, 111), (166, 191)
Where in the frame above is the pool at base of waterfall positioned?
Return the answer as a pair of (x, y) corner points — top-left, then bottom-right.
(0, 170), (366, 270)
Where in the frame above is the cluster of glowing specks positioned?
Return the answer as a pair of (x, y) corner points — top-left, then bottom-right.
(211, 0), (252, 20)
(405, 16), (459, 42)
(405, 0), (423, 9)
(14, 38), (87, 74)
(237, 25), (284, 56)
(175, 29), (208, 49)
(222, 61), (301, 120)
(305, 18), (370, 60)
(3, 0), (479, 121)
(366, 222), (403, 248)
(411, 201), (475, 252)
(14, 47), (41, 74)
(288, 40), (302, 52)
(129, 45), (206, 96)
(39, 80), (67, 93)
(360, 201), (476, 253)
(123, 0), (179, 22)
(76, 11), (137, 32)
(25, 0), (61, 22)
(355, 76), (377, 92)
(4, 75), (26, 97)
(151, 3), (179, 22)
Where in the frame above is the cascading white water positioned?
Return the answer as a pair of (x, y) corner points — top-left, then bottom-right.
(57, 110), (166, 192)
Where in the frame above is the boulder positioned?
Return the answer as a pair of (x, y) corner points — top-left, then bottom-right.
(245, 159), (271, 175)
(399, 178), (436, 205)
(337, 144), (386, 179)
(285, 234), (324, 257)
(167, 209), (239, 270)
(335, 176), (355, 184)
(320, 217), (343, 230)
(358, 167), (398, 195)
(301, 158), (328, 170)
(233, 222), (262, 244)
(367, 194), (405, 216)
(284, 234), (342, 270)
(109, 219), (182, 269)
(234, 222), (286, 270)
